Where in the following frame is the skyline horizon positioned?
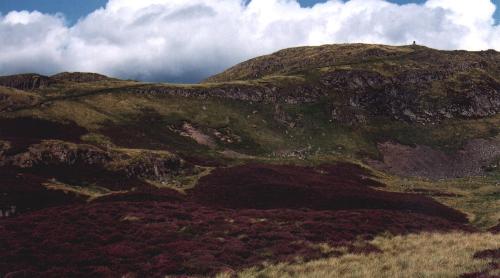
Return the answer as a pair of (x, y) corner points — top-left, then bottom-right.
(1, 0), (499, 83)
(1, 41), (496, 84)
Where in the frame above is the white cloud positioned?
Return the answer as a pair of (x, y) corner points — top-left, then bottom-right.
(0, 0), (498, 82)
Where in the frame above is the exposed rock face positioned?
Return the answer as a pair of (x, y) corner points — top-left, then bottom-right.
(124, 151), (193, 182)
(178, 123), (216, 148)
(51, 72), (112, 83)
(4, 141), (111, 168)
(134, 66), (499, 125)
(0, 140), (195, 184)
(0, 74), (54, 91)
(324, 69), (500, 124)
(367, 139), (500, 179)
(131, 82), (320, 104)
(0, 72), (111, 91)
(0, 46), (497, 125)
(201, 44), (500, 125)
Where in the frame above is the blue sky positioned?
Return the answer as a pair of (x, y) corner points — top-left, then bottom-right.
(1, 0), (499, 82)
(2, 0), (498, 24)
(0, 0), (106, 24)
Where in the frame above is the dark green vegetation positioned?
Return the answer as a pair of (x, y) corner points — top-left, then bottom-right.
(0, 44), (499, 277)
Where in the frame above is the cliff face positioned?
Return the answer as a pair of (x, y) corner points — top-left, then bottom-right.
(1, 45), (498, 125)
(134, 69), (499, 124)
(0, 74), (54, 91)
(0, 72), (112, 91)
(323, 69), (500, 124)
(201, 44), (500, 124)
(0, 140), (195, 187)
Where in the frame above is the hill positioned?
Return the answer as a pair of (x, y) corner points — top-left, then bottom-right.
(0, 44), (499, 277)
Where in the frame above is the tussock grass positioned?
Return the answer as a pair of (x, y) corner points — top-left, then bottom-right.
(219, 232), (500, 278)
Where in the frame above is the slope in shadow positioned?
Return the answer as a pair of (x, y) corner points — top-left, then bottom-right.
(190, 163), (468, 223)
(0, 117), (87, 155)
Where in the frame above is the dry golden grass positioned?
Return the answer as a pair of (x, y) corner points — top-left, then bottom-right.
(121, 215), (142, 222)
(218, 232), (500, 278)
(0, 85), (40, 99)
(43, 180), (124, 201)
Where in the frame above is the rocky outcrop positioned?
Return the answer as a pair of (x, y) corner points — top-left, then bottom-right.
(0, 74), (54, 91)
(123, 151), (194, 182)
(201, 44), (500, 125)
(51, 72), (112, 83)
(131, 82), (321, 104)
(0, 140), (195, 185)
(0, 45), (497, 126)
(325, 69), (500, 124)
(0, 72), (113, 92)
(4, 141), (111, 168)
(134, 66), (499, 125)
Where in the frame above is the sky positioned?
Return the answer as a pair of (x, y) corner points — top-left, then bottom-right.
(1, 0), (499, 24)
(0, 0), (499, 83)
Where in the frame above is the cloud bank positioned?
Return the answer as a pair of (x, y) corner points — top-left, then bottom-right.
(0, 0), (499, 83)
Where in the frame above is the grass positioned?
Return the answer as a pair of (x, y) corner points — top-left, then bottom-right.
(377, 172), (500, 229)
(1, 44), (498, 277)
(43, 180), (124, 201)
(3, 81), (498, 230)
(218, 232), (500, 278)
(145, 166), (214, 193)
(206, 44), (418, 82)
(3, 67), (498, 163)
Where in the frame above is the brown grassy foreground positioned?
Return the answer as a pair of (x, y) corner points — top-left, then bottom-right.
(218, 232), (500, 278)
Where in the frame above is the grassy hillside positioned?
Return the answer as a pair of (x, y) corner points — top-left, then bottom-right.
(205, 44), (500, 83)
(0, 44), (499, 277)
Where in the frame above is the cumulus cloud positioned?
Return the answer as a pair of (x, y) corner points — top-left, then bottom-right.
(0, 0), (499, 82)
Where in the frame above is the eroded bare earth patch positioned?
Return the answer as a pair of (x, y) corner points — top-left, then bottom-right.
(368, 139), (500, 179)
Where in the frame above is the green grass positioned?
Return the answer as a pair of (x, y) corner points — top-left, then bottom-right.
(5, 78), (498, 164)
(1, 44), (498, 226)
(376, 170), (500, 229)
